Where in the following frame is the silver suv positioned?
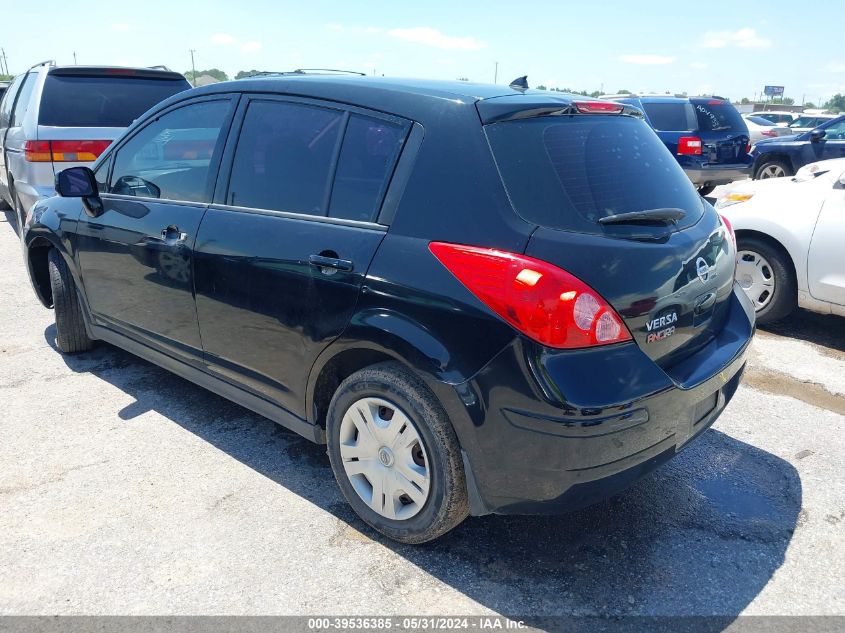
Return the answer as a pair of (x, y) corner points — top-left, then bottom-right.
(0, 61), (190, 235)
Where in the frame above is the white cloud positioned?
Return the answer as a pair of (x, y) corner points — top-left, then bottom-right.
(111, 23), (130, 32)
(700, 28), (771, 49)
(212, 33), (236, 45)
(690, 62), (708, 70)
(620, 54), (674, 65)
(365, 27), (382, 34)
(825, 62), (845, 73)
(241, 41), (262, 53)
(326, 23), (343, 32)
(387, 27), (485, 51)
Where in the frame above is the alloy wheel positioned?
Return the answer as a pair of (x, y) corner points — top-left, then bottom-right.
(758, 164), (786, 179)
(338, 397), (431, 520)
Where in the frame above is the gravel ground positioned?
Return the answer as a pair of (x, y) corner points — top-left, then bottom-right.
(0, 208), (843, 618)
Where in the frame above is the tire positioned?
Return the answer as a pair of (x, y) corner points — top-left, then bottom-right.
(754, 158), (793, 180)
(326, 361), (469, 544)
(697, 185), (716, 197)
(48, 249), (94, 353)
(735, 236), (797, 324)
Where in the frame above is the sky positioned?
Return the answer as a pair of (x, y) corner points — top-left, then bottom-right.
(3, 0), (845, 105)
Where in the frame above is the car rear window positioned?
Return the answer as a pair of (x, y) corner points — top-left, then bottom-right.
(38, 75), (190, 127)
(485, 115), (703, 234)
(692, 101), (746, 132)
(641, 102), (697, 131)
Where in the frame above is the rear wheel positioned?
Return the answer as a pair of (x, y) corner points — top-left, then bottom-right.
(326, 361), (468, 544)
(48, 249), (94, 353)
(755, 158), (793, 180)
(736, 237), (796, 324)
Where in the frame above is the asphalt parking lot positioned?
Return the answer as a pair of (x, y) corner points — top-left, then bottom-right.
(0, 209), (843, 618)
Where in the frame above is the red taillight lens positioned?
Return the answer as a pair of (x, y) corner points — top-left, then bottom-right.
(573, 101), (623, 114)
(24, 141), (52, 162)
(761, 130), (777, 137)
(677, 136), (703, 155)
(720, 214), (736, 250)
(429, 242), (632, 349)
(49, 140), (111, 162)
(24, 140), (111, 162)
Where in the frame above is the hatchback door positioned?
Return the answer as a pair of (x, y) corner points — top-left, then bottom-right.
(194, 97), (409, 418)
(75, 96), (236, 365)
(483, 106), (736, 374)
(691, 99), (750, 164)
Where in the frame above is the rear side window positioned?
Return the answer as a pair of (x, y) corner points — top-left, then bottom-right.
(227, 101), (343, 214)
(329, 114), (406, 221)
(10, 73), (37, 127)
(38, 75), (189, 127)
(485, 115), (703, 233)
(0, 75), (24, 128)
(109, 100), (231, 203)
(641, 102), (697, 131)
(693, 101), (746, 132)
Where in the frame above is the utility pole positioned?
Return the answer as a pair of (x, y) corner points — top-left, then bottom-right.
(189, 49), (197, 87)
(0, 48), (8, 76)
(73, 51), (77, 65)
(494, 61), (498, 84)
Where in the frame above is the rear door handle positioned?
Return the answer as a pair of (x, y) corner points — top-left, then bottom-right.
(309, 254), (353, 273)
(161, 225), (187, 243)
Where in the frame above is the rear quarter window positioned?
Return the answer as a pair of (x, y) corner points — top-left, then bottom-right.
(692, 101), (746, 132)
(38, 75), (190, 127)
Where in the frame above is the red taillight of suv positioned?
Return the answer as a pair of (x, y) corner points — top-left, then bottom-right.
(429, 242), (632, 349)
(24, 140), (111, 162)
(677, 136), (703, 155)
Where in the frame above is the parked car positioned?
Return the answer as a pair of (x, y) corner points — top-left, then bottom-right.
(605, 94), (752, 195)
(23, 76), (754, 543)
(0, 62), (191, 235)
(716, 158), (845, 323)
(786, 113), (837, 134)
(751, 115), (845, 178)
(750, 110), (798, 126)
(742, 114), (795, 143)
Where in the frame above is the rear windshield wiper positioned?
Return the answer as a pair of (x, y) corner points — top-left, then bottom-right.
(598, 208), (686, 226)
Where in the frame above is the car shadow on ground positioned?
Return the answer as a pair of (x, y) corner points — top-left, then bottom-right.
(760, 310), (845, 354)
(44, 324), (801, 625)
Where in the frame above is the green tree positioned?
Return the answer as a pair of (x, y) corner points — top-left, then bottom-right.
(616, 89), (631, 95)
(0, 74), (12, 82)
(771, 96), (794, 106)
(235, 70), (262, 80)
(184, 68), (229, 84)
(536, 84), (547, 90)
(740, 97), (751, 105)
(824, 93), (845, 112)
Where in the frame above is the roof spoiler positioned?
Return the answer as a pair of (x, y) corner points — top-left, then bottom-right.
(48, 66), (186, 80)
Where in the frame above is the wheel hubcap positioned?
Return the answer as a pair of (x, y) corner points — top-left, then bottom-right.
(736, 250), (776, 311)
(338, 397), (431, 520)
(759, 164), (785, 179)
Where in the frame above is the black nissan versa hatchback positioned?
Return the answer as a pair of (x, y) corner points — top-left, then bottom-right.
(22, 75), (755, 543)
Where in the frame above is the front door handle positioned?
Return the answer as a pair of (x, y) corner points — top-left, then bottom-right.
(309, 253), (354, 273)
(161, 225), (187, 244)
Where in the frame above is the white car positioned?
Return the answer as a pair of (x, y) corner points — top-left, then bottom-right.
(786, 113), (838, 135)
(741, 114), (795, 143)
(716, 158), (845, 323)
(750, 110), (798, 127)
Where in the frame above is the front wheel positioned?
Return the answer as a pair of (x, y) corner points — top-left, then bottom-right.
(326, 362), (469, 544)
(736, 237), (796, 324)
(48, 249), (94, 353)
(755, 158), (793, 180)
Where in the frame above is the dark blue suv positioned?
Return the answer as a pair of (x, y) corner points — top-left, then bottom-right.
(751, 115), (845, 179)
(23, 76), (754, 543)
(611, 95), (752, 194)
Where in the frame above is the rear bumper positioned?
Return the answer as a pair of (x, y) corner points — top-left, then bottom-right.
(450, 286), (755, 515)
(684, 163), (752, 187)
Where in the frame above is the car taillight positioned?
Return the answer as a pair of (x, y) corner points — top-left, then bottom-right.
(429, 242), (632, 349)
(761, 130), (777, 137)
(24, 140), (111, 162)
(720, 214), (736, 250)
(573, 101), (623, 114)
(677, 136), (703, 155)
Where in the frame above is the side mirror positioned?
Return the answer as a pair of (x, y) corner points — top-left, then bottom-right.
(56, 166), (97, 197)
(810, 128), (826, 142)
(55, 166), (103, 217)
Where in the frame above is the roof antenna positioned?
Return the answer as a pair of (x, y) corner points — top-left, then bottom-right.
(509, 75), (529, 91)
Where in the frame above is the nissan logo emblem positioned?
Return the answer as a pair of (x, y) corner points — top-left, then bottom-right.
(696, 257), (712, 283)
